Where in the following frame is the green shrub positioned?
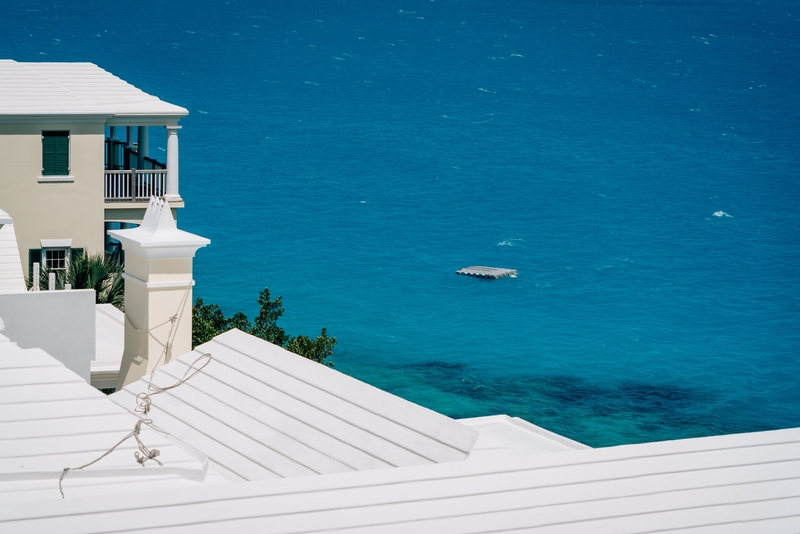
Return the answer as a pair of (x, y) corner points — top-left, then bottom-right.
(192, 288), (336, 367)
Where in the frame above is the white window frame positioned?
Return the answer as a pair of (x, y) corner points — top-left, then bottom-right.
(42, 247), (69, 271)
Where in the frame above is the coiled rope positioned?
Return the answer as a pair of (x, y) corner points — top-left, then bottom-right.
(59, 282), (211, 498)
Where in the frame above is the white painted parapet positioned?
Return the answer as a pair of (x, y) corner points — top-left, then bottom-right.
(0, 289), (96, 381)
(108, 197), (209, 389)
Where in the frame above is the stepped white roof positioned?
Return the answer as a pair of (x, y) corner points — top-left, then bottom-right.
(0, 60), (188, 124)
(0, 334), (227, 504)
(1, 328), (799, 532)
(0, 211), (25, 294)
(112, 329), (480, 481)
(2, 423), (798, 532)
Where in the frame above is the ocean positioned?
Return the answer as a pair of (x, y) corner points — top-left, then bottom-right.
(4, 0), (799, 446)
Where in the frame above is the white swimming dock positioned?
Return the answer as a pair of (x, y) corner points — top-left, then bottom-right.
(456, 266), (517, 279)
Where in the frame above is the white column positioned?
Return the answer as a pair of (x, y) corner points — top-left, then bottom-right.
(164, 125), (181, 201)
(137, 126), (149, 169)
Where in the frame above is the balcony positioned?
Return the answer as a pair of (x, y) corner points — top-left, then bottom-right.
(104, 169), (168, 202)
(103, 125), (182, 205)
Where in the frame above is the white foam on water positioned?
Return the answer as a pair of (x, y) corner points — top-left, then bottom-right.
(713, 211), (732, 217)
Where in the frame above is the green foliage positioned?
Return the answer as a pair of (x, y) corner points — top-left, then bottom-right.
(284, 328), (337, 366)
(191, 298), (228, 349)
(26, 251), (124, 311)
(192, 288), (336, 367)
(251, 289), (288, 347)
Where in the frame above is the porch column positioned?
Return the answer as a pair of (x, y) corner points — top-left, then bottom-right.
(164, 125), (181, 201)
(137, 126), (149, 169)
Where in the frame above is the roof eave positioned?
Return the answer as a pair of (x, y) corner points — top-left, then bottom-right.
(105, 112), (188, 127)
(0, 113), (114, 124)
(0, 111), (188, 126)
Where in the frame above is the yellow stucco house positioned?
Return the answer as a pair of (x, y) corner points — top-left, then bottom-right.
(0, 60), (188, 279)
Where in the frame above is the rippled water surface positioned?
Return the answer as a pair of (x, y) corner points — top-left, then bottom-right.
(5, 0), (799, 446)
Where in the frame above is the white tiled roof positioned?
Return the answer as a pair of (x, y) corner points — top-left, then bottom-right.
(111, 329), (480, 481)
(0, 60), (188, 122)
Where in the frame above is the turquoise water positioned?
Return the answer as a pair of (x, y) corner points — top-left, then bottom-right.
(5, 0), (799, 446)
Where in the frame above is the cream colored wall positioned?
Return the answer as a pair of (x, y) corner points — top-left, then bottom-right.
(125, 255), (194, 283)
(0, 123), (106, 270)
(117, 261), (195, 389)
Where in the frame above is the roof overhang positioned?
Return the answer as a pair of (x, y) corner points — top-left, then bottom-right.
(0, 60), (189, 126)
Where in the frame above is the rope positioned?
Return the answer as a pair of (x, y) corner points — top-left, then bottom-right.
(59, 281), (210, 498)
(58, 352), (210, 498)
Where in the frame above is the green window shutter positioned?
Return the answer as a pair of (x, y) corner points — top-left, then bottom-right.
(29, 248), (41, 282)
(42, 135), (56, 175)
(55, 135), (69, 175)
(42, 131), (69, 176)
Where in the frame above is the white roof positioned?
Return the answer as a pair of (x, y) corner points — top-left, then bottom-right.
(2, 425), (798, 532)
(460, 415), (590, 458)
(2, 328), (799, 532)
(0, 60), (188, 124)
(0, 335), (227, 504)
(111, 329), (480, 481)
(0, 211), (26, 294)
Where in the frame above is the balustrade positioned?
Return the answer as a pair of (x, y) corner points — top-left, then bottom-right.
(104, 169), (168, 201)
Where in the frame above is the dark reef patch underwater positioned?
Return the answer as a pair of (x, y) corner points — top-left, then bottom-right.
(3, 0), (799, 445)
(350, 360), (759, 447)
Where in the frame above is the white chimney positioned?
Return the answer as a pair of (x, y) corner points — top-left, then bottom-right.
(108, 198), (209, 389)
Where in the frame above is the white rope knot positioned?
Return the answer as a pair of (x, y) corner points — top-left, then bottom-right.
(58, 352), (212, 498)
(135, 448), (161, 466)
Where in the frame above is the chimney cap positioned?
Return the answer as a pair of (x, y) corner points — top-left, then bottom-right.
(107, 197), (210, 259)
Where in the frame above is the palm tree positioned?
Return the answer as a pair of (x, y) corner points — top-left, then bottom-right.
(27, 252), (125, 311)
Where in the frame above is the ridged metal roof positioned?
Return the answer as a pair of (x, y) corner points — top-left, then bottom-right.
(0, 335), (227, 503)
(112, 329), (480, 481)
(0, 60), (187, 122)
(1, 327), (799, 531)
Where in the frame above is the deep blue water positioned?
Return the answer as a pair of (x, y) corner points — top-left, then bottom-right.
(4, 0), (799, 446)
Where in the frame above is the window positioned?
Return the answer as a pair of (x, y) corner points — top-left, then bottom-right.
(29, 247), (81, 279)
(42, 131), (70, 176)
(43, 248), (68, 270)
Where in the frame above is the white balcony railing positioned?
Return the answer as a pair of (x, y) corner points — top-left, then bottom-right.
(104, 169), (168, 202)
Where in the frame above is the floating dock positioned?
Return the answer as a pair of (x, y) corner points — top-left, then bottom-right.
(456, 266), (517, 279)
